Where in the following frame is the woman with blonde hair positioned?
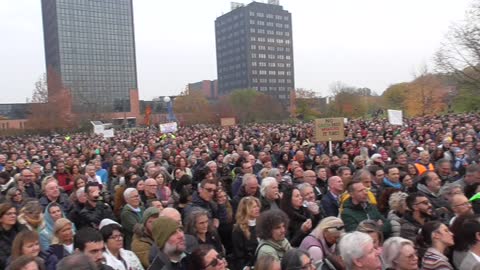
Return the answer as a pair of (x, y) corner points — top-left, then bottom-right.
(231, 196), (261, 270)
(299, 216), (344, 268)
(47, 218), (75, 262)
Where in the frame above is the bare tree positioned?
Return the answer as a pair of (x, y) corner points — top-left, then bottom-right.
(30, 73), (48, 103)
(435, 0), (480, 88)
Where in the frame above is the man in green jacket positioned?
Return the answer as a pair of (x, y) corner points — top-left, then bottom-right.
(341, 180), (391, 237)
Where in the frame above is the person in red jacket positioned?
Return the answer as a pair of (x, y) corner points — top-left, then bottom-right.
(54, 161), (73, 194)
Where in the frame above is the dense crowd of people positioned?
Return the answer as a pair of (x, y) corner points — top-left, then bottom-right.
(1, 113), (480, 270)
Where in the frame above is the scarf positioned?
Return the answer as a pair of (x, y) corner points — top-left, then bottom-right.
(383, 178), (402, 189)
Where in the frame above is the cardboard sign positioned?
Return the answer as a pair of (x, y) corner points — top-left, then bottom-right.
(314, 118), (345, 141)
(220, 117), (236, 126)
(160, 122), (178, 133)
(388, 110), (403, 125)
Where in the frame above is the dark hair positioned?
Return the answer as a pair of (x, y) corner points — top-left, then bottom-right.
(256, 209), (289, 240)
(368, 165), (383, 176)
(188, 244), (215, 270)
(384, 165), (398, 175)
(465, 183), (480, 199)
(346, 179), (362, 193)
(336, 166), (351, 176)
(451, 214), (477, 251)
(281, 248), (309, 270)
(74, 227), (104, 251)
(405, 192), (427, 211)
(100, 223), (123, 242)
(9, 255), (45, 270)
(279, 187), (300, 217)
(418, 221), (443, 246)
(84, 181), (100, 194)
(419, 171), (435, 185)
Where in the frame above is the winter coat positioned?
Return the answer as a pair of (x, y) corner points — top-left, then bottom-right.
(387, 210), (402, 237)
(183, 192), (227, 224)
(341, 198), (391, 237)
(131, 227), (155, 269)
(285, 206), (316, 247)
(256, 238), (292, 261)
(0, 223), (25, 269)
(120, 204), (144, 250)
(231, 225), (258, 270)
(103, 247), (144, 270)
(148, 250), (187, 270)
(79, 201), (116, 229)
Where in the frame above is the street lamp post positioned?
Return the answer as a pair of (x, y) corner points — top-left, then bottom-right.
(163, 96), (177, 122)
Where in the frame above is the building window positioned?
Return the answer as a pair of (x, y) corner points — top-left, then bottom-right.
(257, 20), (265, 26)
(251, 53), (257, 58)
(268, 70), (276, 75)
(250, 19), (255, 24)
(252, 70), (258, 74)
(250, 28), (255, 33)
(266, 14), (274, 19)
(259, 70), (267, 75)
(259, 62), (267, 67)
(249, 11), (255, 16)
(257, 12), (264, 17)
(252, 61), (257, 66)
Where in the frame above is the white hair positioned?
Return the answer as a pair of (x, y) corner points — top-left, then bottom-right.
(297, 183), (312, 194)
(260, 177), (277, 197)
(123, 187), (138, 200)
(339, 232), (374, 269)
(382, 237), (414, 269)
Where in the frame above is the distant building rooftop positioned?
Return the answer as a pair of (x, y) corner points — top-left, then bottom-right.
(0, 103), (30, 120)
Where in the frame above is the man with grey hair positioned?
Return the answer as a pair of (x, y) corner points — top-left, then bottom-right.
(454, 164), (480, 189)
(121, 187), (143, 249)
(339, 231), (381, 270)
(232, 173), (260, 212)
(57, 253), (98, 270)
(260, 177), (281, 211)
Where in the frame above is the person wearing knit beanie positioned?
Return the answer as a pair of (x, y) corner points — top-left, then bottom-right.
(152, 216), (182, 249)
(141, 207), (160, 225)
(149, 216), (187, 270)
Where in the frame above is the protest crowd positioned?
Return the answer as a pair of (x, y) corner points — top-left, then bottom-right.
(2, 113), (480, 270)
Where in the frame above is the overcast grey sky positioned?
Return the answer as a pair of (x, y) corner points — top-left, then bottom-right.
(0, 0), (473, 103)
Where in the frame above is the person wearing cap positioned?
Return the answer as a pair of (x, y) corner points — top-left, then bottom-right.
(149, 216), (188, 270)
(99, 218), (144, 270)
(131, 207), (160, 268)
(299, 217), (345, 268)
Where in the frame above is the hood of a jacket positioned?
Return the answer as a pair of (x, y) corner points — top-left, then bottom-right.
(259, 238), (290, 252)
(417, 183), (439, 198)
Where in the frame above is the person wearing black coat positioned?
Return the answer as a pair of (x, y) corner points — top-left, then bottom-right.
(79, 182), (116, 229)
(280, 187), (319, 247)
(0, 203), (25, 269)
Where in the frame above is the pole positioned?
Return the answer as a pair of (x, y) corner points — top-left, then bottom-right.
(329, 140), (332, 155)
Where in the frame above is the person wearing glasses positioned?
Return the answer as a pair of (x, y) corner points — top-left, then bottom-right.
(449, 194), (473, 225)
(99, 219), (144, 270)
(185, 179), (227, 229)
(382, 237), (418, 270)
(188, 245), (228, 270)
(281, 248), (315, 270)
(399, 193), (435, 244)
(299, 217), (344, 269)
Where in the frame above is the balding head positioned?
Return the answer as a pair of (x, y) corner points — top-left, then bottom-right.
(451, 194), (473, 216)
(160, 207), (182, 225)
(303, 170), (316, 185)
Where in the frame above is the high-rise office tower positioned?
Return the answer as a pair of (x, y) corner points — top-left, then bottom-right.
(215, 0), (294, 103)
(41, 0), (138, 113)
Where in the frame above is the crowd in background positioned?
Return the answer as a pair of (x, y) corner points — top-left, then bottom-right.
(2, 113), (480, 270)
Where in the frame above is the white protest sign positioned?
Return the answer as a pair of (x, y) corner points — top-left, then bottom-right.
(388, 110), (403, 125)
(160, 122), (178, 133)
(102, 129), (115, 138)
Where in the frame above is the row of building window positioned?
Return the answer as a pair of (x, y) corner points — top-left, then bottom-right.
(252, 78), (293, 84)
(251, 53), (292, 60)
(249, 20), (290, 28)
(251, 70), (292, 75)
(249, 11), (289, 21)
(252, 62), (292, 68)
(250, 45), (291, 52)
(249, 28), (290, 36)
(250, 36), (291, 44)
